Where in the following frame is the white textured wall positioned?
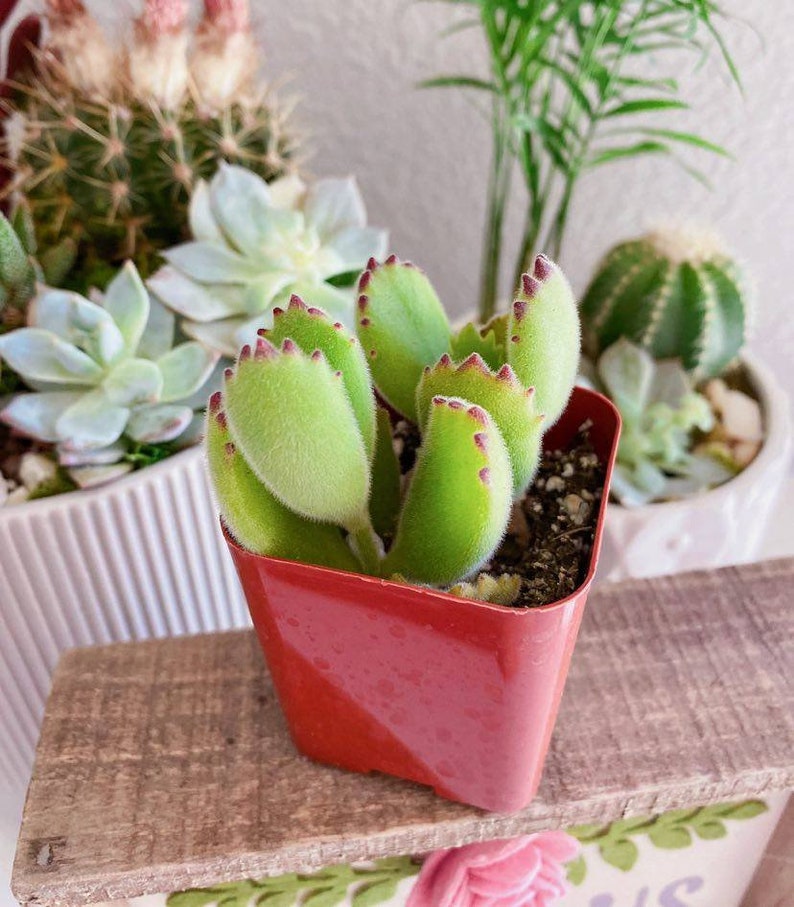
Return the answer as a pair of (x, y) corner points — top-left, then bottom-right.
(5, 0), (794, 399)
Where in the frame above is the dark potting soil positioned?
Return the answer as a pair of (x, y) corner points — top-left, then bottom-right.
(486, 428), (604, 607)
(393, 420), (605, 608)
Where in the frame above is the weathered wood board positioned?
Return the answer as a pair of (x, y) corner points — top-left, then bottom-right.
(12, 558), (794, 907)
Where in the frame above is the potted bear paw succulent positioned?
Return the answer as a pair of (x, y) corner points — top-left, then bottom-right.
(208, 253), (620, 812)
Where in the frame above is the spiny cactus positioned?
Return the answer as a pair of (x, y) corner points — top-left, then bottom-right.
(208, 253), (580, 588)
(0, 262), (218, 471)
(588, 338), (732, 506)
(580, 228), (748, 380)
(148, 164), (387, 357)
(1, 0), (296, 278)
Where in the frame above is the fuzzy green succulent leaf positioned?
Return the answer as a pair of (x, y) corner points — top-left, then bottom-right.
(0, 328), (104, 385)
(508, 254), (580, 425)
(261, 295), (376, 458)
(223, 338), (371, 529)
(357, 258), (452, 421)
(369, 406), (402, 538)
(449, 322), (504, 371)
(206, 396), (361, 570)
(447, 572), (522, 605)
(416, 353), (544, 497)
(383, 396), (512, 585)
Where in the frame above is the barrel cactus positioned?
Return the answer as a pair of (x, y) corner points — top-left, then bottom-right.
(148, 164), (388, 357)
(2, 0), (295, 279)
(0, 262), (218, 477)
(208, 253), (581, 587)
(579, 228), (748, 380)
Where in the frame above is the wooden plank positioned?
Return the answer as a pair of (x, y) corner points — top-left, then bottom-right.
(12, 557), (794, 907)
(741, 794), (794, 907)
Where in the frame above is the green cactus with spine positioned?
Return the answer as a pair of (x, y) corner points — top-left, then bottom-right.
(207, 252), (581, 589)
(579, 229), (747, 380)
(2, 0), (295, 280)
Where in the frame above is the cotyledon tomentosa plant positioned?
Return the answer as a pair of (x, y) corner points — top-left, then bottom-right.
(0, 262), (218, 477)
(207, 253), (581, 589)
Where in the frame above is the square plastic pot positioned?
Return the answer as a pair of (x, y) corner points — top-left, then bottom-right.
(226, 386), (620, 813)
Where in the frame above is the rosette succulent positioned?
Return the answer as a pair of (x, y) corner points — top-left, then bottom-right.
(587, 339), (732, 506)
(207, 253), (580, 588)
(149, 164), (388, 357)
(0, 262), (218, 475)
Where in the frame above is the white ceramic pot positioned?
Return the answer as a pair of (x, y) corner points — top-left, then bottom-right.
(0, 447), (248, 797)
(598, 354), (792, 582)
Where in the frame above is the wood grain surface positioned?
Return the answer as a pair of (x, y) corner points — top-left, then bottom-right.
(12, 557), (794, 907)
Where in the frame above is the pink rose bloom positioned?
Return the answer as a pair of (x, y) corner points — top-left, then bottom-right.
(407, 832), (580, 907)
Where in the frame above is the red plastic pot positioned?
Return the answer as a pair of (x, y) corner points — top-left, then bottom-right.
(226, 386), (620, 813)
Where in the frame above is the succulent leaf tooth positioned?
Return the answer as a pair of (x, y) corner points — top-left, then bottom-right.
(358, 270), (371, 291)
(281, 338), (298, 354)
(239, 343), (252, 360)
(224, 441), (235, 458)
(223, 366), (234, 379)
(358, 294), (369, 312)
(508, 256), (580, 427)
(272, 307), (285, 317)
(209, 390), (222, 412)
(460, 353), (490, 375)
(385, 253), (398, 265)
(533, 253), (553, 280)
(307, 307), (324, 317)
(478, 467), (490, 484)
(520, 275), (540, 298)
(360, 317), (371, 327)
(367, 257), (378, 270)
(288, 294), (306, 310)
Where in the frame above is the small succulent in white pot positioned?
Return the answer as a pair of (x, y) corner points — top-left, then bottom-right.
(148, 164), (388, 357)
(0, 261), (218, 491)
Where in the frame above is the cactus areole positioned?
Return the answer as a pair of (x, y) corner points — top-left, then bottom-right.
(206, 253), (620, 812)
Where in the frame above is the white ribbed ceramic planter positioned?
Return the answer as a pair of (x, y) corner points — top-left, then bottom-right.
(0, 447), (248, 798)
(598, 355), (792, 582)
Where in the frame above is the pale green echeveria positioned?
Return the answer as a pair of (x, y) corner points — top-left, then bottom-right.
(147, 164), (388, 358)
(0, 263), (218, 466)
(591, 338), (732, 506)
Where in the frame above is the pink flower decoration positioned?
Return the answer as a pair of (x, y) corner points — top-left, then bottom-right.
(407, 832), (580, 907)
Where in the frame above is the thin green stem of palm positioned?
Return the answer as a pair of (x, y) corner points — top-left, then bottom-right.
(423, 0), (741, 322)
